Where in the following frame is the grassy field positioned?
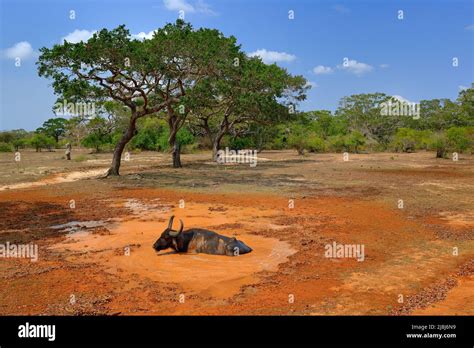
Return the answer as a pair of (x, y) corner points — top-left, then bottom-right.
(0, 149), (473, 315)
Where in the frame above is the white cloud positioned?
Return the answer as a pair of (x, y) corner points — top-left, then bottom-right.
(3, 41), (35, 60)
(163, 0), (216, 15)
(195, 0), (217, 15)
(312, 65), (333, 75)
(164, 0), (195, 12)
(337, 59), (373, 76)
(465, 24), (474, 31)
(333, 5), (350, 14)
(305, 81), (318, 88)
(61, 29), (96, 43)
(248, 49), (296, 64)
(379, 64), (389, 68)
(392, 95), (416, 104)
(132, 30), (157, 40)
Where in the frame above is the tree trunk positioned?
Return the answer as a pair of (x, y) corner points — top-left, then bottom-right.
(256, 133), (264, 153)
(106, 117), (137, 176)
(172, 142), (182, 168)
(201, 121), (218, 161)
(212, 132), (225, 162)
(436, 149), (445, 158)
(168, 124), (182, 168)
(167, 106), (184, 168)
(212, 141), (220, 161)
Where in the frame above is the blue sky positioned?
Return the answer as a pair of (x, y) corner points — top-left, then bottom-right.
(0, 0), (473, 130)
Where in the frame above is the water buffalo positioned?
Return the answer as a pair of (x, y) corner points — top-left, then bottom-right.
(153, 216), (252, 256)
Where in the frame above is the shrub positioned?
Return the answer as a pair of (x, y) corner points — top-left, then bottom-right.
(447, 127), (471, 153)
(130, 118), (167, 151)
(327, 135), (347, 152)
(131, 130), (158, 150)
(154, 127), (195, 152)
(28, 134), (55, 152)
(287, 125), (310, 155)
(73, 154), (88, 162)
(467, 127), (474, 154)
(0, 142), (13, 152)
(176, 127), (195, 148)
(12, 138), (28, 151)
(226, 136), (254, 150)
(326, 133), (366, 153)
(429, 132), (448, 158)
(307, 135), (326, 153)
(391, 128), (417, 152)
(346, 131), (366, 153)
(82, 132), (112, 152)
(267, 125), (290, 150)
(391, 128), (433, 152)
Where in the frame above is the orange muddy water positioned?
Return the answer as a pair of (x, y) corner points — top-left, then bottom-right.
(50, 200), (296, 299)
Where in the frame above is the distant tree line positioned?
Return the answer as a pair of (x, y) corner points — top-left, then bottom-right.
(0, 19), (472, 167)
(1, 84), (472, 160)
(280, 86), (474, 158)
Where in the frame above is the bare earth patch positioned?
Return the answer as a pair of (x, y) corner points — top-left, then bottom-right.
(0, 151), (473, 315)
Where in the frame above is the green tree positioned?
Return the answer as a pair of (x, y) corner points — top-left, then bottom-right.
(64, 116), (87, 146)
(287, 124), (309, 155)
(346, 131), (366, 153)
(130, 117), (166, 150)
(447, 127), (471, 152)
(0, 142), (13, 152)
(38, 20), (223, 175)
(418, 99), (464, 130)
(287, 123), (324, 155)
(457, 84), (474, 126)
(0, 129), (29, 150)
(190, 56), (308, 160)
(37, 118), (67, 143)
(336, 93), (400, 147)
(391, 128), (433, 152)
(29, 133), (55, 152)
(81, 117), (113, 152)
(155, 23), (244, 167)
(429, 132), (448, 158)
(391, 128), (418, 152)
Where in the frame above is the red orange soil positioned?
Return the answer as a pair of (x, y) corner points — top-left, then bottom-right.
(0, 151), (473, 315)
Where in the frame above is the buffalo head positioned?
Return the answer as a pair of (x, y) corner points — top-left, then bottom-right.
(153, 215), (183, 252)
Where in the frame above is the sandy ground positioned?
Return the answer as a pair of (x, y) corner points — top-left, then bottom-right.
(0, 149), (473, 315)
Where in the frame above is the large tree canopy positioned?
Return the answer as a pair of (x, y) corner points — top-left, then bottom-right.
(36, 117), (68, 143)
(188, 56), (308, 159)
(336, 93), (400, 146)
(37, 19), (242, 174)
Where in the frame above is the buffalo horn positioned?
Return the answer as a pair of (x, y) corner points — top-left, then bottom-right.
(169, 219), (183, 237)
(167, 215), (175, 229)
